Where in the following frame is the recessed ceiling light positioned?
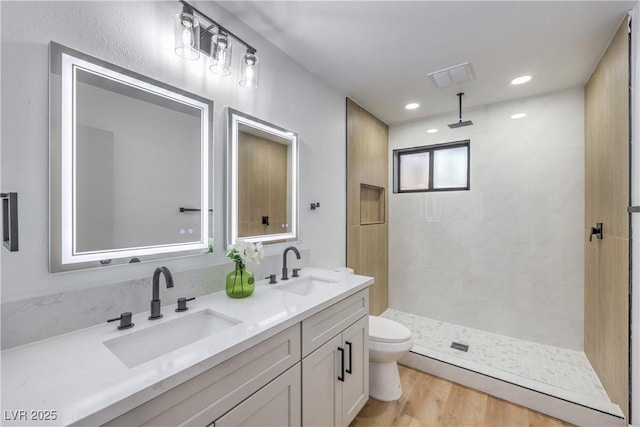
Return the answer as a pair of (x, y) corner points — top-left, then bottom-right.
(511, 75), (532, 85)
(511, 113), (527, 119)
(427, 128), (438, 133)
(405, 103), (420, 110)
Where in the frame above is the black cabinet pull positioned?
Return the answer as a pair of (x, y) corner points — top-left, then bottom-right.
(345, 341), (353, 374)
(1, 192), (18, 252)
(337, 347), (345, 382)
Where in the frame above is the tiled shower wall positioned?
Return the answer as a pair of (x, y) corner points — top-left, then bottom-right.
(389, 88), (585, 350)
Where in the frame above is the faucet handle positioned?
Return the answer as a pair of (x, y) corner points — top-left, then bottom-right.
(175, 297), (195, 312)
(107, 312), (134, 330)
(292, 268), (301, 278)
(265, 274), (277, 284)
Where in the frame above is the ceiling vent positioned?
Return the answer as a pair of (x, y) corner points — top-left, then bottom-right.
(427, 62), (474, 88)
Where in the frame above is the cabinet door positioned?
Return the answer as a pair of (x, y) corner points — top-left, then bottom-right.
(302, 334), (341, 427)
(341, 316), (369, 426)
(215, 363), (301, 427)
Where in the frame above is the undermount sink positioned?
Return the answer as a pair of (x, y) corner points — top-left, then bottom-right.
(275, 276), (339, 296)
(104, 309), (241, 368)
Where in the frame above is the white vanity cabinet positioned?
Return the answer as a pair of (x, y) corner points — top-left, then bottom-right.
(301, 290), (369, 427)
(99, 289), (370, 427)
(2, 269), (374, 427)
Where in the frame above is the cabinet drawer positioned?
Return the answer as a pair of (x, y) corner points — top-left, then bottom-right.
(103, 324), (301, 427)
(301, 289), (368, 357)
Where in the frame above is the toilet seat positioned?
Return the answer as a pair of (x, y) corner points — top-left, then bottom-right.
(369, 316), (412, 343)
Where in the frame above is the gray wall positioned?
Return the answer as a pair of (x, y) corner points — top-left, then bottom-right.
(389, 88), (585, 349)
(0, 1), (345, 348)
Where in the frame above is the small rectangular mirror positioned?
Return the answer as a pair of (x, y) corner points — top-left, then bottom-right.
(49, 42), (213, 272)
(227, 109), (298, 247)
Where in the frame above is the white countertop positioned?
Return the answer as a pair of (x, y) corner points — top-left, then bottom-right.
(1, 268), (373, 426)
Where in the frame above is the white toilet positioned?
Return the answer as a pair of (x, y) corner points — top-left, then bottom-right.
(368, 315), (413, 401)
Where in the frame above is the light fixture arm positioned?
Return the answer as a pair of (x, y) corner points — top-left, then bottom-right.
(179, 0), (258, 55)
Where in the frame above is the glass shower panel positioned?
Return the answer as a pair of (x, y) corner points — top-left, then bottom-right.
(433, 146), (468, 189)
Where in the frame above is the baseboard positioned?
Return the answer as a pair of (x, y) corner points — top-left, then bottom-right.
(400, 351), (626, 427)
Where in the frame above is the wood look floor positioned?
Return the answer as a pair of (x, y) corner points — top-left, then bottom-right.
(350, 366), (574, 427)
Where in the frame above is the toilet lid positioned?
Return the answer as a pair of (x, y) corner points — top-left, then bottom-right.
(369, 316), (412, 343)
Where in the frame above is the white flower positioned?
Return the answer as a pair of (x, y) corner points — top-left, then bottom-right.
(228, 240), (264, 265)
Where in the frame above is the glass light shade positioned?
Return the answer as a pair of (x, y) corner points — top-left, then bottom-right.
(174, 12), (200, 60)
(209, 32), (232, 76)
(239, 51), (259, 89)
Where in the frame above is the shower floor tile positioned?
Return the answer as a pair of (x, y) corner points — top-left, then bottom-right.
(382, 308), (610, 403)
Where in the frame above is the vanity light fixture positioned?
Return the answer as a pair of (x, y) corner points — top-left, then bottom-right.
(511, 113), (527, 119)
(174, 4), (200, 60)
(209, 30), (232, 76)
(405, 103), (420, 110)
(427, 128), (438, 134)
(174, 0), (259, 89)
(511, 75), (532, 85)
(239, 49), (259, 89)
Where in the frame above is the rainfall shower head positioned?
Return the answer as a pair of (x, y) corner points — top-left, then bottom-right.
(448, 119), (473, 129)
(448, 92), (473, 129)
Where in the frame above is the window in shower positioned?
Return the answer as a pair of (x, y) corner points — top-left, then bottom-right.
(393, 140), (470, 193)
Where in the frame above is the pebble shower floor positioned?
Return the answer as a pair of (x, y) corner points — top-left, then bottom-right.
(382, 308), (612, 410)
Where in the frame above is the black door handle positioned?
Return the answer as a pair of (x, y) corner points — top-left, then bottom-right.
(345, 341), (353, 374)
(589, 222), (603, 241)
(337, 347), (345, 382)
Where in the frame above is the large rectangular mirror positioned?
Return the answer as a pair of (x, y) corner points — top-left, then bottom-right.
(227, 109), (298, 247)
(49, 42), (213, 272)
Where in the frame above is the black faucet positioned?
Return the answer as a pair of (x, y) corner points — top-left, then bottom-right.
(149, 266), (174, 320)
(281, 246), (301, 280)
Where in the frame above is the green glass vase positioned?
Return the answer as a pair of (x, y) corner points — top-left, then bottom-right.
(226, 262), (255, 298)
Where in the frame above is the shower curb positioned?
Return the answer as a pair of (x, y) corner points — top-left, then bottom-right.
(400, 351), (626, 427)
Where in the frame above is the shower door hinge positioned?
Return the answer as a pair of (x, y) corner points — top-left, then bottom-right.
(628, 206), (640, 213)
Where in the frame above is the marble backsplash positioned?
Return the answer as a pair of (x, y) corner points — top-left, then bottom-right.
(1, 249), (309, 350)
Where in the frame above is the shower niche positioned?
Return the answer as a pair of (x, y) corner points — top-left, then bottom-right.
(360, 184), (385, 225)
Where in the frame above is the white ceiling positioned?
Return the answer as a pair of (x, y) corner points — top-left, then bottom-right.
(218, 1), (635, 125)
